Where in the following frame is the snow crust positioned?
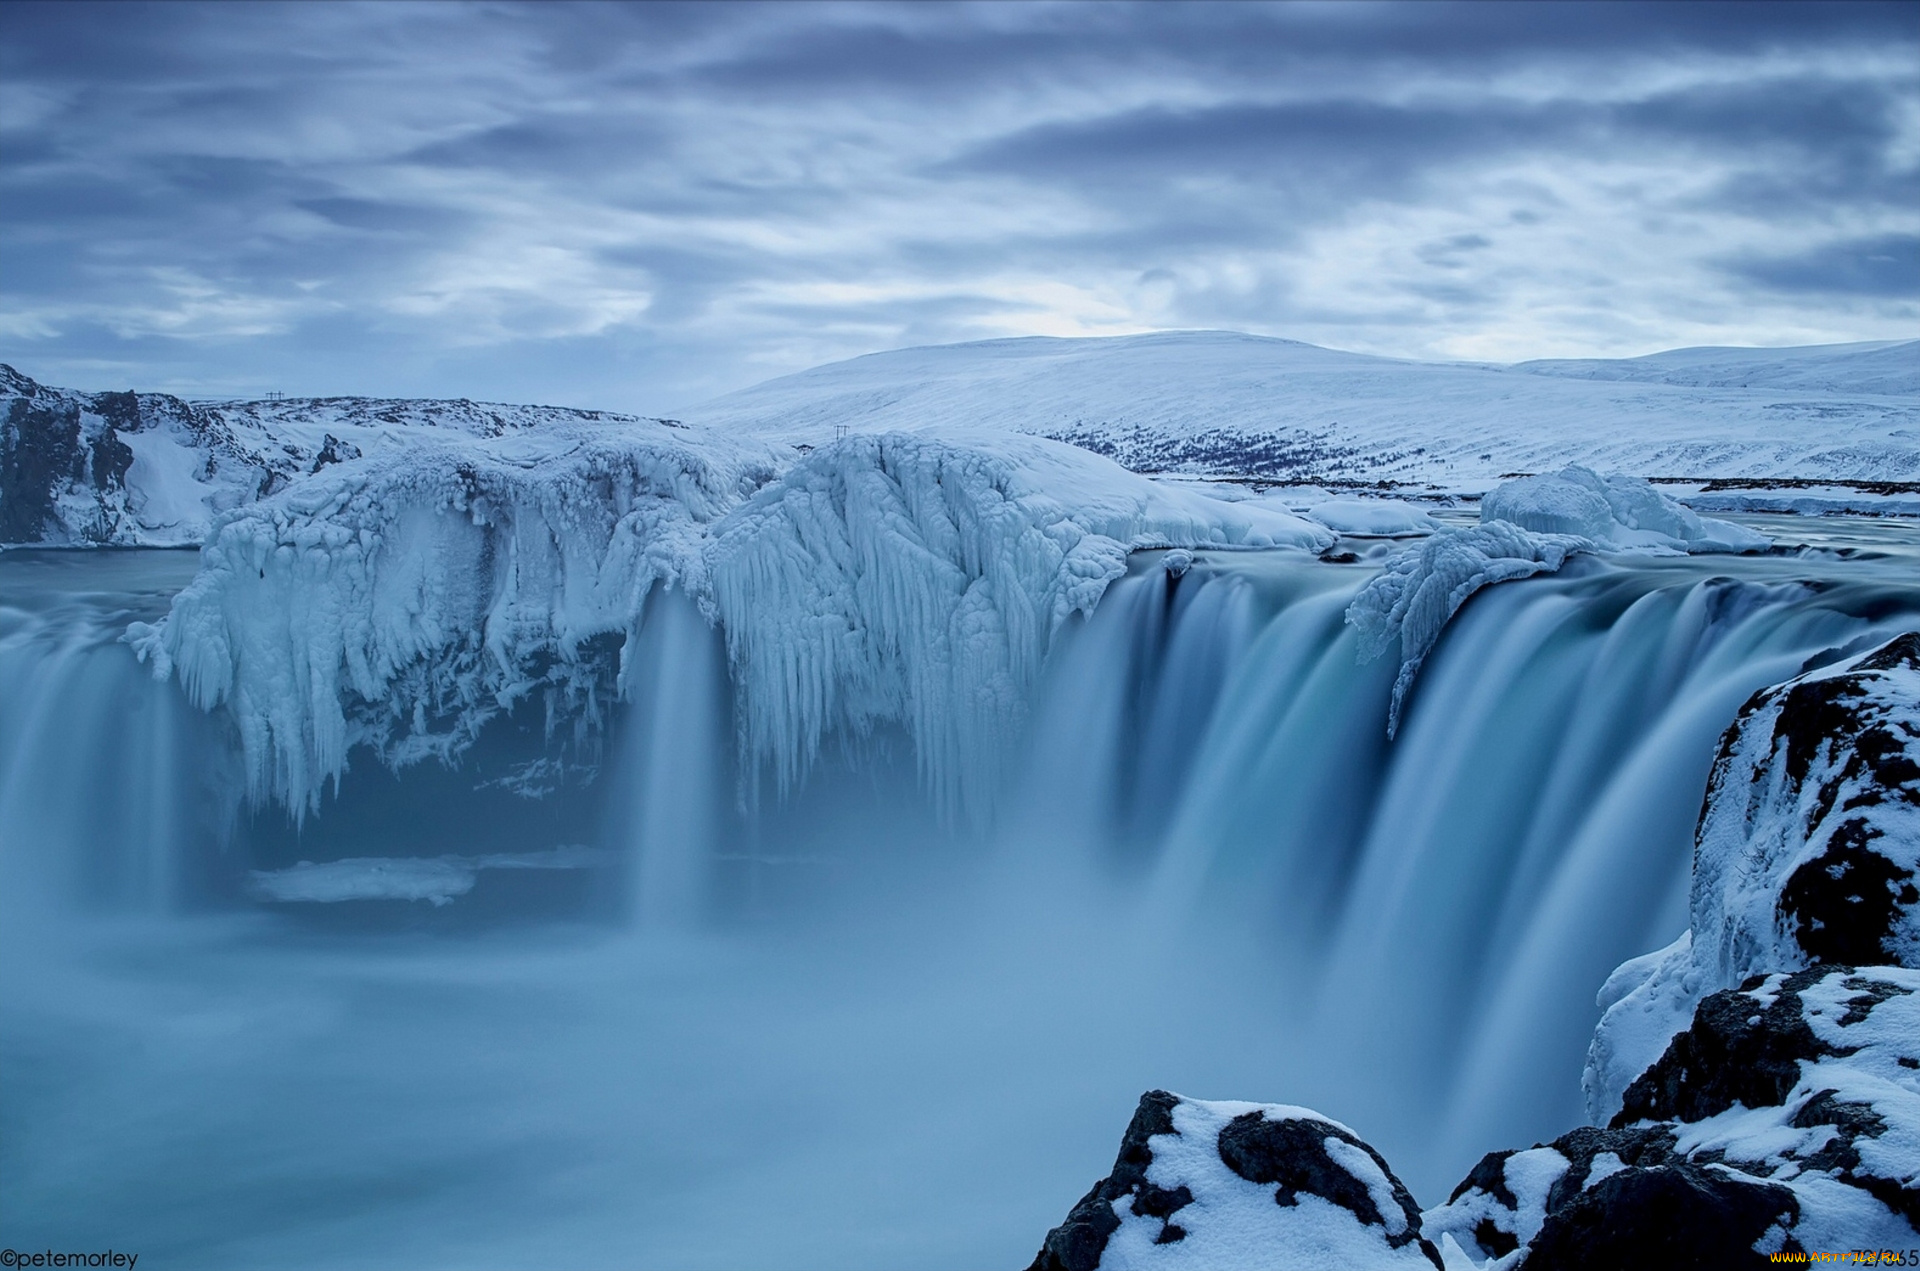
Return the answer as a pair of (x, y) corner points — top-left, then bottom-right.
(1347, 467), (1768, 735)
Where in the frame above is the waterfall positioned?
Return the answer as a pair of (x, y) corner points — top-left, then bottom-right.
(4, 531), (1918, 1254)
(1024, 546), (1920, 1189)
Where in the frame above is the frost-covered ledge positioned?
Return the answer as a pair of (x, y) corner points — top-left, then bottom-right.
(130, 427), (1330, 818)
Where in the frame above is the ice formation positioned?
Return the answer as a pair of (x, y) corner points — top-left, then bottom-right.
(1479, 466), (1767, 553)
(130, 420), (780, 814)
(129, 424), (1328, 819)
(1585, 632), (1920, 1123)
(1347, 467), (1769, 735)
(708, 432), (1328, 820)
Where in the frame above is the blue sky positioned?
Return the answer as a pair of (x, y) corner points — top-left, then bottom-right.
(2, 1), (1915, 412)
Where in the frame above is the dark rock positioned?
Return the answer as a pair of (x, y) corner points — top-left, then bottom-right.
(1027, 1091), (1185, 1271)
(1521, 1162), (1799, 1270)
(1, 393), (83, 542)
(1215, 1110), (1428, 1251)
(1614, 966), (1836, 1127)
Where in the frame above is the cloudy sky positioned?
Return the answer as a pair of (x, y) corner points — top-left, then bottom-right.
(2, 1), (1915, 412)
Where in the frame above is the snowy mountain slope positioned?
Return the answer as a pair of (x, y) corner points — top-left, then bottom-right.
(680, 331), (1919, 487)
(1516, 339), (1920, 395)
(0, 364), (689, 547)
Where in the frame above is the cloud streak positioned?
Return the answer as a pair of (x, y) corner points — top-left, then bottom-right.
(1, 0), (1914, 410)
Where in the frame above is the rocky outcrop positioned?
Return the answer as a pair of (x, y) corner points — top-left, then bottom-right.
(1585, 631), (1920, 1123)
(1026, 1092), (1442, 1270)
(0, 364), (274, 545)
(1428, 964), (1919, 1266)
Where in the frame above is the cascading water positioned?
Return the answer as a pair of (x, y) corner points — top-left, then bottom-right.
(4, 516), (1919, 1266)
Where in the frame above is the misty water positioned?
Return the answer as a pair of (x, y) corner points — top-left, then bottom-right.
(5, 515), (1920, 1269)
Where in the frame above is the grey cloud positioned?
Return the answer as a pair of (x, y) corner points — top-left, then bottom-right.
(1726, 234), (1920, 298)
(1, 0), (1914, 409)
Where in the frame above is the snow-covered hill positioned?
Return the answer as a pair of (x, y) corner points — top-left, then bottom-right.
(682, 331), (1919, 487)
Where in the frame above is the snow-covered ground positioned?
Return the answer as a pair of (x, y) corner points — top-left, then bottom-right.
(681, 331), (1919, 488)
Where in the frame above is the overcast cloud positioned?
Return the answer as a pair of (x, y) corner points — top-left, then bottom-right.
(1, 0), (1915, 411)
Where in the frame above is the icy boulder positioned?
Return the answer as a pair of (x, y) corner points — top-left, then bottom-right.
(1026, 1091), (1443, 1271)
(706, 432), (1330, 821)
(1480, 465), (1767, 553)
(1585, 632), (1920, 1121)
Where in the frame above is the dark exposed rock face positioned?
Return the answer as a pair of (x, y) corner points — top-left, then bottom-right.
(1521, 1164), (1799, 1271)
(1028, 1091), (1187, 1271)
(1, 389), (85, 542)
(1026, 1092), (1442, 1271)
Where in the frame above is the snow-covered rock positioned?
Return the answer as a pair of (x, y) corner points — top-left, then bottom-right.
(1434, 966), (1920, 1267)
(1304, 498), (1436, 538)
(1585, 632), (1920, 1122)
(1026, 1091), (1442, 1271)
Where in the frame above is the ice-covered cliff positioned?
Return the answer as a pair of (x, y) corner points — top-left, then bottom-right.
(0, 363), (691, 547)
(128, 420), (1328, 818)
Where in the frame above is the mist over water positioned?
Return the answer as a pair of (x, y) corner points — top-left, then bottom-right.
(5, 518), (1920, 1268)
